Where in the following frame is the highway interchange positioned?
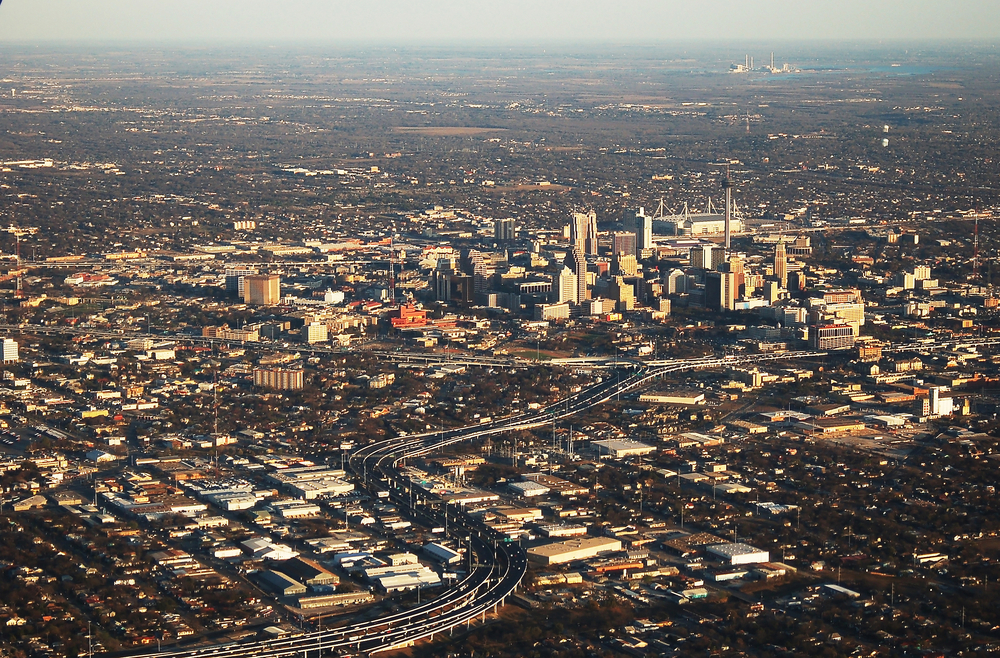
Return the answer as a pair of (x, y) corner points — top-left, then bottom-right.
(10, 322), (1000, 656)
(122, 349), (841, 658)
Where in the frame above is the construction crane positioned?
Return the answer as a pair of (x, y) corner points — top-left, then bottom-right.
(5, 226), (38, 297)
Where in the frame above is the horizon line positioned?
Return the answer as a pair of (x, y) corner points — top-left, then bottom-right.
(0, 37), (997, 49)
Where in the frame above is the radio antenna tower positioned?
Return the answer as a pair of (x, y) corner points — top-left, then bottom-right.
(973, 211), (980, 279)
(710, 162), (735, 251)
(389, 238), (396, 302)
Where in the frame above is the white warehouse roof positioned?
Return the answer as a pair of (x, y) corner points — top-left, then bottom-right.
(706, 542), (769, 565)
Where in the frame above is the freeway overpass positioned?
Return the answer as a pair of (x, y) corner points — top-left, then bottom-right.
(5, 322), (1000, 372)
(0, 324), (522, 369)
(120, 349), (833, 658)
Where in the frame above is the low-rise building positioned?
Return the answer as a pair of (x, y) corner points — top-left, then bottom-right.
(527, 536), (623, 565)
(591, 439), (656, 458)
(706, 542), (770, 566)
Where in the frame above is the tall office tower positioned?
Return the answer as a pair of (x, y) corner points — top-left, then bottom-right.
(764, 280), (781, 303)
(436, 272), (475, 304)
(724, 253), (745, 296)
(1, 338), (17, 364)
(461, 248), (483, 275)
(570, 213), (586, 252)
(243, 274), (281, 305)
(710, 246), (727, 271)
(624, 207), (653, 253)
(609, 276), (636, 312)
(691, 245), (726, 270)
(473, 259), (491, 294)
(555, 266), (579, 304)
(571, 211), (598, 256)
(690, 245), (710, 269)
(462, 249), (491, 293)
(585, 211), (598, 256)
(494, 218), (516, 243)
(774, 240), (788, 288)
(613, 231), (637, 257)
(664, 268), (687, 294)
(705, 271), (736, 310)
(225, 267), (257, 298)
(613, 254), (639, 277)
(433, 267), (454, 301)
(565, 247), (588, 303)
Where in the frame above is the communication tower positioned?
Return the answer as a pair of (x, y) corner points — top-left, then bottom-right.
(973, 212), (980, 279)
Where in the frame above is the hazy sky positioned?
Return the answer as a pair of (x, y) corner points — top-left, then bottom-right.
(0, 0), (998, 44)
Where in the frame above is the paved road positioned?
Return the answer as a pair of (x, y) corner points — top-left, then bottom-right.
(4, 323), (998, 372)
(0, 324), (521, 368)
(118, 349), (837, 657)
(60, 327), (1000, 658)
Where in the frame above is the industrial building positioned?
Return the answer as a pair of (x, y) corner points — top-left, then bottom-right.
(706, 542), (770, 566)
(591, 439), (656, 458)
(522, 473), (590, 497)
(259, 569), (307, 596)
(537, 524), (589, 538)
(296, 591), (374, 610)
(424, 542), (462, 564)
(639, 391), (706, 405)
(508, 480), (550, 498)
(527, 536), (623, 565)
(267, 466), (355, 500)
(376, 571), (442, 593)
(276, 557), (339, 586)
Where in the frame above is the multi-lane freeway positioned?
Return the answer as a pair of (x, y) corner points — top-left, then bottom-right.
(4, 322), (1000, 373)
(123, 349), (836, 658)
(39, 324), (997, 657)
(0, 324), (521, 369)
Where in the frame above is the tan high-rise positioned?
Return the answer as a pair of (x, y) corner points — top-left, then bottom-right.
(244, 274), (281, 305)
(774, 240), (787, 288)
